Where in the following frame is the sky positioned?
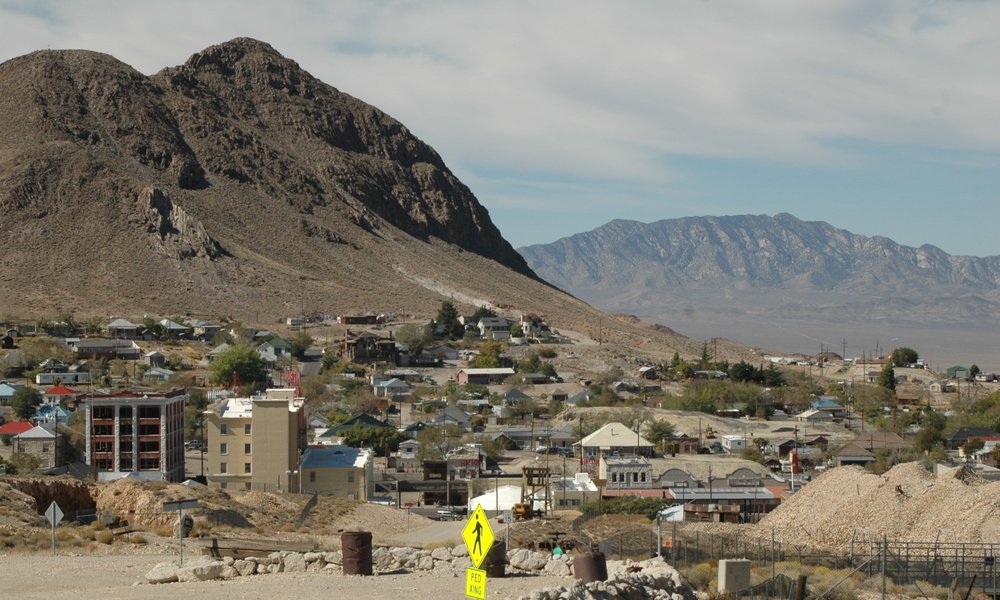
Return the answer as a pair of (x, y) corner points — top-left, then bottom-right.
(2, 1), (1000, 255)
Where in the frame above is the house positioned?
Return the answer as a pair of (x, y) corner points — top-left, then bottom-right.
(638, 366), (658, 380)
(456, 368), (515, 385)
(105, 318), (141, 339)
(496, 424), (575, 450)
(158, 319), (191, 337)
(31, 404), (71, 425)
(947, 365), (971, 380)
(142, 367), (176, 382)
(566, 390), (591, 406)
(423, 345), (459, 361)
(502, 388), (532, 406)
(205, 343), (231, 363)
(322, 413), (392, 438)
(344, 332), (396, 365)
(0, 421), (34, 436)
(144, 351), (167, 368)
(10, 424), (65, 469)
(945, 428), (998, 451)
(518, 314), (552, 340)
(257, 338), (292, 364)
(35, 371), (91, 386)
(300, 445), (374, 500)
(70, 339), (141, 360)
(832, 442), (875, 467)
(338, 315), (379, 325)
(810, 397), (847, 419)
(203, 388), (307, 491)
(307, 413), (331, 430)
(84, 388), (188, 482)
(576, 422), (654, 476)
(660, 435), (701, 456)
(0, 381), (24, 403)
(400, 421), (428, 439)
(521, 372), (549, 385)
(398, 439), (421, 460)
(184, 319), (222, 340)
(795, 409), (833, 423)
(433, 406), (473, 431)
(373, 378), (410, 398)
(477, 317), (511, 341)
(719, 435), (748, 454)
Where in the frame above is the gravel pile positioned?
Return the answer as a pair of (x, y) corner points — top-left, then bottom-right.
(757, 463), (1000, 548)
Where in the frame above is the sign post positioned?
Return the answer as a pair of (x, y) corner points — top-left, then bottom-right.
(461, 504), (495, 599)
(45, 501), (63, 556)
(163, 499), (199, 564)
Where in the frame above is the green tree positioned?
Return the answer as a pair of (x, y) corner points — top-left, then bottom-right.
(877, 363), (896, 391)
(890, 347), (919, 367)
(290, 332), (314, 360)
(209, 344), (268, 388)
(471, 306), (497, 321)
(10, 386), (42, 419)
(0, 455), (16, 474)
(970, 364), (982, 379)
(470, 340), (505, 369)
(434, 301), (464, 339)
(963, 437), (986, 457)
(341, 426), (407, 455)
(643, 418), (676, 449)
(699, 341), (711, 369)
(396, 323), (432, 358)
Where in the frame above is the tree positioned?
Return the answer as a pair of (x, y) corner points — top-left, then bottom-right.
(890, 347), (919, 367)
(471, 306), (497, 321)
(289, 332), (314, 360)
(644, 418), (676, 449)
(699, 341), (712, 369)
(10, 387), (42, 419)
(877, 363), (896, 391)
(341, 426), (407, 455)
(396, 323), (432, 358)
(434, 301), (464, 339)
(470, 341), (505, 369)
(963, 437), (986, 458)
(209, 344), (268, 388)
(416, 424), (466, 461)
(970, 364), (982, 379)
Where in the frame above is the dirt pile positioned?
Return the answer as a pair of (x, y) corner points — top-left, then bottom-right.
(2, 475), (96, 515)
(758, 463), (1000, 548)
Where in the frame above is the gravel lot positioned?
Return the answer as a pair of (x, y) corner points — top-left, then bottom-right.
(4, 553), (574, 600)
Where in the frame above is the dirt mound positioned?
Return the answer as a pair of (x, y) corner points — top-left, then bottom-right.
(758, 463), (1000, 548)
(2, 476), (96, 515)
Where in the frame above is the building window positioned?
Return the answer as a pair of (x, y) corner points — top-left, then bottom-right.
(641, 472), (647, 482)
(220, 423), (228, 435)
(42, 444), (50, 453)
(244, 443), (251, 454)
(309, 471), (316, 483)
(347, 472), (355, 483)
(220, 462), (227, 474)
(220, 443), (228, 455)
(632, 472), (639, 483)
(244, 463), (251, 474)
(245, 482), (252, 490)
(244, 423), (251, 435)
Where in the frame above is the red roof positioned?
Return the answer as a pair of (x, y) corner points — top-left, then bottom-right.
(0, 421), (34, 435)
(45, 385), (76, 396)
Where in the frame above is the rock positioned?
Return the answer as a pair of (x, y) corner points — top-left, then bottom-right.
(177, 557), (225, 582)
(303, 552), (322, 563)
(452, 555), (472, 569)
(432, 560), (457, 578)
(234, 559), (256, 577)
(284, 553), (307, 572)
(509, 549), (549, 572)
(220, 566), (239, 579)
(306, 560), (325, 573)
(544, 558), (572, 577)
(145, 562), (180, 584)
(222, 556), (235, 566)
(255, 563), (269, 575)
(324, 551), (343, 565)
(416, 555), (434, 570)
(431, 547), (453, 561)
(268, 563), (282, 574)
(249, 556), (271, 565)
(452, 544), (468, 558)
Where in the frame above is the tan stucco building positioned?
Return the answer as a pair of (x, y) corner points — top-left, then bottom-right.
(300, 445), (373, 500)
(203, 388), (306, 492)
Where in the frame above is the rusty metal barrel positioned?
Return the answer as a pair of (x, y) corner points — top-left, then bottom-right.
(573, 551), (608, 583)
(341, 531), (373, 576)
(483, 540), (506, 578)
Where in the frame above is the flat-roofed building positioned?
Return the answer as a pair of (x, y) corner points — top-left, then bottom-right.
(203, 388), (307, 492)
(83, 388), (187, 482)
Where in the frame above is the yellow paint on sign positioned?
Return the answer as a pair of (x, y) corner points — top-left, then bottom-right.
(465, 567), (487, 600)
(461, 504), (495, 569)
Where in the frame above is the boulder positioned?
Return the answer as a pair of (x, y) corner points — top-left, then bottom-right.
(284, 553), (307, 573)
(324, 551), (343, 565)
(234, 559), (256, 577)
(145, 562), (180, 584)
(509, 548), (549, 572)
(432, 560), (457, 578)
(543, 558), (572, 577)
(451, 544), (468, 558)
(220, 566), (239, 579)
(255, 563), (269, 575)
(431, 547), (453, 561)
(416, 555), (434, 570)
(177, 557), (225, 582)
(303, 552), (322, 563)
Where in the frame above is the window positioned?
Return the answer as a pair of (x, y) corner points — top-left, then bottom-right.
(220, 462), (228, 474)
(244, 423), (251, 435)
(220, 443), (228, 455)
(42, 444), (50, 453)
(95, 441), (113, 453)
(309, 471), (316, 483)
(244, 463), (251, 474)
(640, 472), (647, 482)
(632, 472), (638, 483)
(220, 423), (228, 435)
(347, 472), (355, 483)
(244, 443), (251, 455)
(244, 482), (252, 490)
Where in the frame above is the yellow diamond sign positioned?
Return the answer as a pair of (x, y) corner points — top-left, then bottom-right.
(461, 504), (494, 569)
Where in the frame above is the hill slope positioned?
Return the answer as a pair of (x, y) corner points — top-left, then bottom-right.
(0, 38), (715, 360)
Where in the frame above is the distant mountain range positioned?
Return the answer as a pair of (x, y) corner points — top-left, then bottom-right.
(519, 213), (1000, 333)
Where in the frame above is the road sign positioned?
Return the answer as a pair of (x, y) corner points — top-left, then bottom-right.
(465, 567), (487, 599)
(162, 499), (199, 512)
(461, 504), (494, 569)
(45, 501), (64, 526)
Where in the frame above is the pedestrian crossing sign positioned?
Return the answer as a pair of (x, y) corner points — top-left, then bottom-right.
(461, 504), (494, 569)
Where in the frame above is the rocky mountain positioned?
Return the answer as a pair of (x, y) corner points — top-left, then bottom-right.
(0, 38), (713, 360)
(519, 213), (1000, 329)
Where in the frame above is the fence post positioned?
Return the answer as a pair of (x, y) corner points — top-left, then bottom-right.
(795, 574), (808, 600)
(881, 535), (887, 600)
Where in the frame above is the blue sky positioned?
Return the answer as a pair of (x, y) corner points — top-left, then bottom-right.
(2, 1), (999, 255)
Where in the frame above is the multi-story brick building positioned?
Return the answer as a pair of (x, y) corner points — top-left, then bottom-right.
(203, 388), (307, 492)
(83, 388), (187, 482)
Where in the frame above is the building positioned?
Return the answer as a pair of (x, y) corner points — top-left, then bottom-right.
(575, 422), (654, 476)
(300, 445), (373, 499)
(600, 456), (653, 490)
(10, 425), (65, 469)
(456, 368), (516, 385)
(83, 388), (187, 482)
(203, 388), (307, 491)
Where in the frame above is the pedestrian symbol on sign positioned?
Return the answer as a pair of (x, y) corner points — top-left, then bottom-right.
(461, 504), (494, 569)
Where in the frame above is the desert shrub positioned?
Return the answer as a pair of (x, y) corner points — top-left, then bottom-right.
(95, 530), (114, 544)
(681, 562), (717, 592)
(129, 534), (147, 545)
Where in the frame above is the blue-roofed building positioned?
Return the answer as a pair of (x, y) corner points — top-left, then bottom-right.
(31, 404), (72, 425)
(0, 381), (24, 403)
(810, 396), (847, 419)
(300, 445), (373, 499)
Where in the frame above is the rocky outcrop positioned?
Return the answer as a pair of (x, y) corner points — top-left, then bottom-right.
(135, 186), (222, 260)
(2, 476), (96, 515)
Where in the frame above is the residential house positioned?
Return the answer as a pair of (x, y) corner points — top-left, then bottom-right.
(810, 396), (848, 419)
(83, 388), (188, 482)
(0, 381), (24, 403)
(142, 367), (176, 383)
(373, 378), (410, 399)
(795, 409), (833, 423)
(660, 435), (701, 456)
(184, 319), (222, 340)
(300, 445), (373, 500)
(518, 314), (552, 340)
(205, 343), (231, 363)
(832, 442), (876, 467)
(321, 413), (392, 439)
(35, 371), (91, 385)
(638, 366), (658, 380)
(10, 424), (65, 469)
(576, 422), (654, 477)
(521, 372), (549, 385)
(144, 351), (166, 368)
(945, 427), (998, 451)
(497, 424), (576, 451)
(398, 439), (420, 460)
(719, 435), (748, 454)
(434, 406), (473, 431)
(70, 339), (141, 360)
(456, 368), (515, 385)
(477, 317), (511, 341)
(423, 345), (459, 361)
(31, 404), (71, 425)
(344, 332), (396, 365)
(566, 390), (591, 406)
(400, 421), (427, 439)
(105, 318), (141, 339)
(0, 421), (34, 437)
(158, 319), (191, 338)
(257, 338), (292, 364)
(502, 388), (532, 406)
(535, 473), (599, 510)
(0, 334), (13, 349)
(203, 388), (307, 491)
